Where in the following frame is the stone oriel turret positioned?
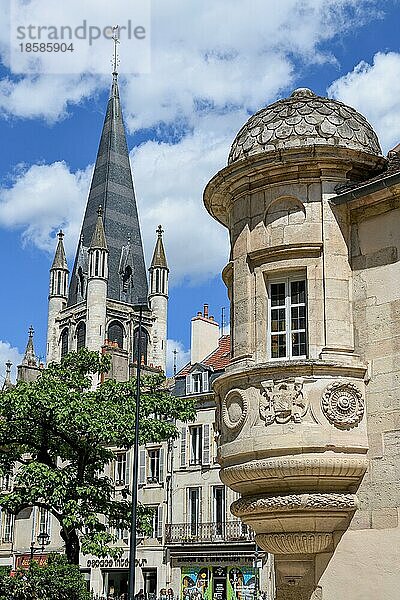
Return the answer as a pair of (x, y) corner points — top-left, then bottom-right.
(46, 231), (69, 363)
(86, 207), (108, 351)
(148, 225), (169, 373)
(204, 88), (386, 599)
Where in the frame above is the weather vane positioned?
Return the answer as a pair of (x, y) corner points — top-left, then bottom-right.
(112, 25), (120, 75)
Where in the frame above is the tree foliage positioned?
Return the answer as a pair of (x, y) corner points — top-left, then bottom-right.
(0, 349), (195, 564)
(0, 554), (91, 600)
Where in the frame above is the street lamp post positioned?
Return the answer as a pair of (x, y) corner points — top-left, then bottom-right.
(30, 531), (50, 563)
(128, 300), (148, 600)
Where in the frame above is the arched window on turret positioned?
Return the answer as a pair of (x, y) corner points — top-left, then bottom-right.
(95, 251), (100, 277)
(108, 321), (124, 349)
(133, 328), (149, 365)
(57, 271), (62, 295)
(76, 322), (86, 351)
(61, 328), (69, 358)
(155, 269), (160, 293)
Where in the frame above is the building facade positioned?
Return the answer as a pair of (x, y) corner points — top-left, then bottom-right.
(168, 305), (274, 600)
(204, 87), (400, 599)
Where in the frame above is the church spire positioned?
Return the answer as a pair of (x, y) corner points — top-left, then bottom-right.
(68, 68), (148, 307)
(150, 225), (168, 270)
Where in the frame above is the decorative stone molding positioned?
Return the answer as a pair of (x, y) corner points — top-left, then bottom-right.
(222, 388), (248, 432)
(257, 532), (332, 554)
(220, 454), (368, 491)
(231, 493), (358, 517)
(260, 378), (307, 425)
(321, 382), (364, 429)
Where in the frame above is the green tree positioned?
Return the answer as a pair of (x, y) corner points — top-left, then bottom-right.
(0, 349), (194, 564)
(0, 554), (91, 600)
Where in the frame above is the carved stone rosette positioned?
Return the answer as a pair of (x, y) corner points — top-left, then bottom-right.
(222, 388), (248, 432)
(321, 382), (364, 429)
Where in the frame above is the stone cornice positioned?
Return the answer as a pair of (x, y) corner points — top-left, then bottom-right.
(248, 243), (322, 267)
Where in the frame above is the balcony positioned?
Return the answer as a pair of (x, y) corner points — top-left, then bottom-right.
(165, 521), (254, 545)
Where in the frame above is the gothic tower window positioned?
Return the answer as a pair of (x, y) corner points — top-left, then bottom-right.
(155, 269), (160, 293)
(133, 328), (149, 365)
(76, 322), (86, 351)
(108, 321), (124, 349)
(61, 328), (69, 358)
(57, 271), (62, 296)
(95, 251), (100, 277)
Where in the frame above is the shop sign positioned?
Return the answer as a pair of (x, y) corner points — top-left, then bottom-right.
(15, 554), (48, 570)
(86, 556), (147, 569)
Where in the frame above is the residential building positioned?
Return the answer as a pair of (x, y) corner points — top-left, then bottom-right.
(168, 305), (275, 600)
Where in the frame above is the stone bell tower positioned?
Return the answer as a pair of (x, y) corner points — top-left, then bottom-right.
(204, 88), (400, 599)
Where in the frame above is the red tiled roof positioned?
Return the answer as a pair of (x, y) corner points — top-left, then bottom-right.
(176, 335), (231, 377)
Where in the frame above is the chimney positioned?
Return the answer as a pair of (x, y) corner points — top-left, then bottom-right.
(191, 304), (220, 364)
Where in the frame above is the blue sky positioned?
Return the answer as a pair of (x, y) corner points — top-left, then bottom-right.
(1, 0), (400, 379)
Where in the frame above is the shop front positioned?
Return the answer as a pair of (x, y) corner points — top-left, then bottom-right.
(180, 564), (256, 600)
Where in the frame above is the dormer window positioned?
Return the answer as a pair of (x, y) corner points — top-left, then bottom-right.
(186, 370), (209, 395)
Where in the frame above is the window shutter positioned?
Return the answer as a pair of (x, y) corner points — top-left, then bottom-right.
(139, 448), (146, 485)
(159, 447), (165, 483)
(202, 424), (210, 466)
(185, 375), (192, 395)
(157, 505), (163, 539)
(180, 427), (187, 468)
(202, 371), (209, 392)
(125, 451), (131, 486)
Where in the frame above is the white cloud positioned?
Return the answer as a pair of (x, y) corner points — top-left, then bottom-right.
(0, 161), (92, 255)
(328, 52), (400, 153)
(0, 340), (23, 385)
(166, 338), (190, 377)
(0, 0), (382, 124)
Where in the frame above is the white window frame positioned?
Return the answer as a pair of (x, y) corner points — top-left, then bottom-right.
(189, 425), (202, 466)
(267, 275), (307, 360)
(185, 371), (209, 395)
(115, 452), (127, 487)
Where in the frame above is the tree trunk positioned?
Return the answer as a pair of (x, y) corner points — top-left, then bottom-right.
(60, 526), (80, 564)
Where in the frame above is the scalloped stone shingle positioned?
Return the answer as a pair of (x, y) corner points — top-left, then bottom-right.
(228, 88), (381, 165)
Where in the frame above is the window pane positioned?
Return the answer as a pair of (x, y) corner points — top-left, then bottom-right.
(291, 306), (306, 331)
(292, 331), (306, 356)
(271, 334), (286, 358)
(271, 308), (286, 332)
(291, 280), (305, 304)
(271, 283), (286, 307)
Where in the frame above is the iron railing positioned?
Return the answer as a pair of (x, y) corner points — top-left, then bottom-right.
(165, 521), (254, 544)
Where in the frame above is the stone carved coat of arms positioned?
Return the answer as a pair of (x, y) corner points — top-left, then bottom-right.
(260, 378), (307, 425)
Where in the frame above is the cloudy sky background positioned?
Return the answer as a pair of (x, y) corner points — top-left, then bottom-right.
(1, 0), (400, 381)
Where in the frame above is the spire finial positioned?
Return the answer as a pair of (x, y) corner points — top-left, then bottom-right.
(157, 225), (164, 239)
(58, 230), (64, 241)
(97, 205), (103, 218)
(28, 325), (34, 339)
(23, 326), (37, 367)
(112, 25), (120, 77)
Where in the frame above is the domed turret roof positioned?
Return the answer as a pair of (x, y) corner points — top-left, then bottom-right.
(228, 88), (381, 164)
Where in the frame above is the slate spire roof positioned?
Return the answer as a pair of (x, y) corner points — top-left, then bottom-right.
(68, 73), (148, 306)
(51, 230), (68, 271)
(150, 225), (168, 270)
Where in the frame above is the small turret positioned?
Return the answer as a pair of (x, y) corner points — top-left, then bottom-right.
(86, 207), (109, 352)
(46, 231), (69, 363)
(148, 225), (169, 373)
(18, 327), (40, 383)
(1, 361), (13, 391)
